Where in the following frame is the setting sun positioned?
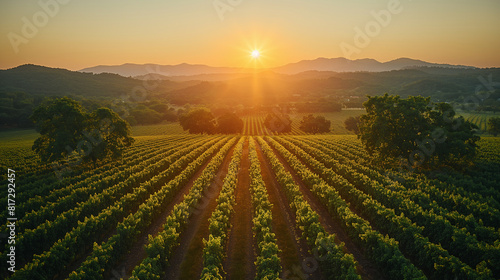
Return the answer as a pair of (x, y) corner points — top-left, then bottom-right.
(251, 50), (260, 59)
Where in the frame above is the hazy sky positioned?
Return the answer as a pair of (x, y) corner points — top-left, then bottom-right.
(1, 0), (499, 70)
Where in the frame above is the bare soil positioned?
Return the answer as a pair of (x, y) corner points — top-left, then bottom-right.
(223, 138), (256, 280)
(254, 139), (326, 280)
(163, 143), (237, 280)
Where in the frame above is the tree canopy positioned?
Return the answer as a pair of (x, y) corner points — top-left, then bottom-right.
(359, 94), (479, 169)
(179, 108), (244, 134)
(299, 114), (331, 134)
(488, 117), (500, 136)
(216, 112), (243, 134)
(344, 116), (361, 135)
(179, 108), (216, 134)
(31, 97), (134, 166)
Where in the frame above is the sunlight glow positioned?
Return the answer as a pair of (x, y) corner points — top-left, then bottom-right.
(251, 50), (260, 59)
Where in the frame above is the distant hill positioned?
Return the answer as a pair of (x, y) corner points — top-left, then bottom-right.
(3, 64), (498, 130)
(0, 64), (143, 97)
(80, 63), (244, 78)
(0, 64), (190, 97)
(2, 64), (498, 105)
(272, 57), (476, 75)
(79, 58), (477, 78)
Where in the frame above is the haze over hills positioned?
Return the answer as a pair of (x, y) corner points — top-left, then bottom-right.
(79, 57), (477, 78)
(79, 63), (243, 78)
(273, 57), (476, 75)
(4, 63), (498, 106)
(2, 63), (499, 129)
(2, 63), (496, 99)
(0, 64), (194, 97)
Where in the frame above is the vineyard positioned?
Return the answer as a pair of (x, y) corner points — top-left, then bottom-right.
(1, 131), (499, 280)
(459, 112), (498, 133)
(241, 110), (365, 135)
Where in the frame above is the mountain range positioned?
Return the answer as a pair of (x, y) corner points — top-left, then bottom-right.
(79, 57), (476, 78)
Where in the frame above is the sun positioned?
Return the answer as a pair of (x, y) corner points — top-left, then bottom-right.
(251, 50), (260, 59)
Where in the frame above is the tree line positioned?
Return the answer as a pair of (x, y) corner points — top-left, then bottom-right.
(179, 108), (332, 134)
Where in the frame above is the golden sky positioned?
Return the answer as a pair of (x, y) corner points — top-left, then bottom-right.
(1, 0), (499, 70)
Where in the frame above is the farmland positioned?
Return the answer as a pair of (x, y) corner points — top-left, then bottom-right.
(1, 125), (499, 280)
(242, 110), (365, 135)
(458, 111), (499, 134)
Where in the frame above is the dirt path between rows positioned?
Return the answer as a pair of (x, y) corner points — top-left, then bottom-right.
(106, 145), (224, 279)
(163, 143), (237, 280)
(267, 139), (386, 280)
(254, 140), (326, 280)
(224, 138), (256, 280)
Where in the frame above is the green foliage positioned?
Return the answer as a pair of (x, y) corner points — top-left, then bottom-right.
(7, 137), (223, 280)
(31, 97), (89, 162)
(248, 138), (282, 279)
(3, 133), (499, 280)
(30, 97), (134, 166)
(257, 136), (363, 280)
(216, 112), (243, 134)
(130, 137), (237, 280)
(129, 107), (163, 125)
(126, 102), (178, 125)
(344, 116), (361, 135)
(201, 138), (244, 279)
(201, 235), (225, 279)
(179, 109), (245, 134)
(359, 94), (479, 169)
(488, 117), (500, 136)
(278, 135), (496, 279)
(86, 108), (135, 163)
(0, 91), (38, 129)
(299, 114), (331, 134)
(179, 108), (216, 134)
(263, 136), (425, 280)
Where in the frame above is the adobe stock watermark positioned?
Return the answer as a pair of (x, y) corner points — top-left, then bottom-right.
(7, 0), (72, 54)
(188, 170), (228, 216)
(109, 267), (127, 280)
(268, 106), (293, 134)
(281, 235), (337, 280)
(109, 64), (169, 120)
(188, 153), (243, 216)
(213, 0), (244, 21)
(340, 0), (408, 59)
(463, 74), (500, 112)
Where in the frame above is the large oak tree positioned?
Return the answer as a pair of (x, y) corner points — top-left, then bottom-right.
(31, 97), (134, 166)
(359, 94), (479, 169)
(299, 114), (331, 134)
(179, 108), (216, 134)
